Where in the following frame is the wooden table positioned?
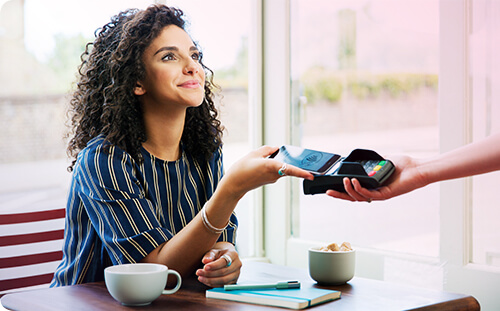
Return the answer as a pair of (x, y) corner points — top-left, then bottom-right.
(1, 261), (479, 310)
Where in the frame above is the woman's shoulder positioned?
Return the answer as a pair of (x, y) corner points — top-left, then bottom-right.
(214, 143), (223, 157)
(77, 134), (133, 166)
(85, 134), (107, 150)
(204, 143), (224, 170)
(73, 135), (141, 189)
(205, 143), (223, 164)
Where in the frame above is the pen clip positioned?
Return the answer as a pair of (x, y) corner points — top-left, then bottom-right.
(276, 280), (301, 289)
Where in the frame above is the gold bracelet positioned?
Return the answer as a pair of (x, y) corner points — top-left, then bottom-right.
(201, 205), (227, 234)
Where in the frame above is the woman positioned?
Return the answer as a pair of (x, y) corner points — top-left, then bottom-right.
(51, 4), (313, 288)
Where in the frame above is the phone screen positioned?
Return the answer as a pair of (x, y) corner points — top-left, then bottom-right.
(270, 145), (341, 175)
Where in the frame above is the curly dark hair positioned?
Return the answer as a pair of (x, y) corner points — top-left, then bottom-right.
(66, 4), (223, 171)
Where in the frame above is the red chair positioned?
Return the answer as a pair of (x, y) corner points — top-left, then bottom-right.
(0, 208), (65, 294)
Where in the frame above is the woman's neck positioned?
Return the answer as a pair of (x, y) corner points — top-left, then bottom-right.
(142, 108), (186, 161)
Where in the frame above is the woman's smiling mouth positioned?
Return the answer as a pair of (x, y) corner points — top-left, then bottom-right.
(178, 80), (201, 88)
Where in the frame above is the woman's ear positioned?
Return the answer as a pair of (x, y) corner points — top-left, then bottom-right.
(134, 82), (146, 96)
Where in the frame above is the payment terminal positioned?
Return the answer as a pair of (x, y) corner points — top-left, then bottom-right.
(303, 148), (395, 195)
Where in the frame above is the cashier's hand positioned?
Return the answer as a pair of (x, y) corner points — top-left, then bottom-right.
(325, 155), (428, 202)
(196, 242), (241, 287)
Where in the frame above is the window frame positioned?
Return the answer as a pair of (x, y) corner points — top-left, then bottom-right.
(262, 0), (292, 265)
(438, 0), (500, 308)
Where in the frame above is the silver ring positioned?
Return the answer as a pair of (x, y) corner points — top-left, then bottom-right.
(278, 163), (287, 176)
(221, 254), (232, 267)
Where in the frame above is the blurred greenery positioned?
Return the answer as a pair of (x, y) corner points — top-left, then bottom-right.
(304, 76), (343, 103)
(301, 67), (438, 104)
(44, 33), (90, 93)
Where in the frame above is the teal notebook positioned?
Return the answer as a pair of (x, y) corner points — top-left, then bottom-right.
(206, 286), (341, 309)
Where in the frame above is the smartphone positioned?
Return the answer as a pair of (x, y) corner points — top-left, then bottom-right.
(269, 145), (341, 175)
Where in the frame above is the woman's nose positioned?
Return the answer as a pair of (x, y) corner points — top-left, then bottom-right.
(183, 59), (199, 75)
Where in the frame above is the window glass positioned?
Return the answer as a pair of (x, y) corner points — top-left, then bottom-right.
(1, 0), (252, 256)
(470, 0), (500, 267)
(290, 0), (440, 257)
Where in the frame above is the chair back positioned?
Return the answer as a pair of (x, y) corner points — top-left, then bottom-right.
(0, 208), (65, 294)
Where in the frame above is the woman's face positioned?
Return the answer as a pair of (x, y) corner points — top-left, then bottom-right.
(135, 25), (205, 111)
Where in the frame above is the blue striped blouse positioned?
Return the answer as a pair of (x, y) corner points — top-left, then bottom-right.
(51, 135), (238, 286)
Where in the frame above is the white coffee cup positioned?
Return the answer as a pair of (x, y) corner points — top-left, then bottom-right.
(104, 263), (182, 306)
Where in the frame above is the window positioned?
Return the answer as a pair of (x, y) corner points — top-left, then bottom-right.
(261, 1), (500, 308)
(290, 0), (440, 258)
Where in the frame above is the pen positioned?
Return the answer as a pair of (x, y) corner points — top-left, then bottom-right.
(223, 280), (301, 291)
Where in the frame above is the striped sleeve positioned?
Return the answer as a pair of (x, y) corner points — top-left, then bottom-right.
(77, 143), (171, 265)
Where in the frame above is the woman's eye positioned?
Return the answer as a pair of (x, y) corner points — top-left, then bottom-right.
(191, 52), (201, 62)
(162, 53), (176, 61)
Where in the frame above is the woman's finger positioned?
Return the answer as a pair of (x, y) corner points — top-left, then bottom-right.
(198, 270), (239, 287)
(272, 162), (314, 180)
(201, 249), (218, 264)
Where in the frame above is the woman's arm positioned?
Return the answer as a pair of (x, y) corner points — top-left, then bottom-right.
(141, 146), (314, 286)
(326, 133), (500, 202)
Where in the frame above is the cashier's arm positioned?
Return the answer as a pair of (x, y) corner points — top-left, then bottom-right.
(327, 133), (500, 202)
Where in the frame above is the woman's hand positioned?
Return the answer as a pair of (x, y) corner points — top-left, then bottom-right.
(325, 155), (428, 202)
(221, 146), (315, 200)
(195, 242), (241, 287)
